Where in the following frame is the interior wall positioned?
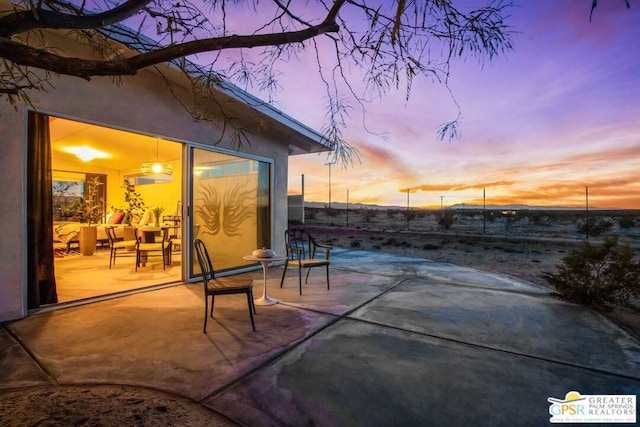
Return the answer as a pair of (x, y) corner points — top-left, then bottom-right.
(120, 160), (182, 217)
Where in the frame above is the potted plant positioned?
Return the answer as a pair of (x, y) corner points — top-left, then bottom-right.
(151, 206), (165, 227)
(121, 179), (146, 245)
(76, 177), (104, 256)
(121, 179), (146, 223)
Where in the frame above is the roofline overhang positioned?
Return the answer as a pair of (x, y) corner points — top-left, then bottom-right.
(97, 25), (332, 156)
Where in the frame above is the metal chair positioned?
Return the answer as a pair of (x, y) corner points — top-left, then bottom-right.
(193, 239), (256, 333)
(280, 229), (331, 295)
(105, 226), (137, 269)
(135, 227), (172, 271)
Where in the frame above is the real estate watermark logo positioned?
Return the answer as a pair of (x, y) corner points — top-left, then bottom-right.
(548, 391), (636, 423)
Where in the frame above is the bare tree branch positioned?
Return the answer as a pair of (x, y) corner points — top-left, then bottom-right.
(1, 19), (340, 78)
(0, 0), (152, 37)
(0, 0), (525, 164)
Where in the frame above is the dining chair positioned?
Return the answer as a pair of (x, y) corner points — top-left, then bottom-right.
(135, 227), (172, 271)
(193, 239), (256, 333)
(105, 226), (137, 269)
(280, 229), (331, 295)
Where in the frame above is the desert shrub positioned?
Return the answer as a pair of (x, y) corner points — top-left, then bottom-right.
(528, 212), (545, 226)
(413, 210), (427, 219)
(362, 209), (378, 222)
(576, 218), (613, 237)
(406, 210), (418, 221)
(484, 211), (499, 222)
(437, 211), (455, 230)
(504, 215), (517, 231)
(382, 237), (397, 246)
(350, 240), (361, 248)
(305, 209), (317, 220)
(324, 208), (340, 217)
(543, 236), (640, 311)
(618, 217), (635, 229)
(422, 243), (439, 250)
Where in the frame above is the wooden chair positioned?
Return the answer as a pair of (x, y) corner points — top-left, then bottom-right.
(105, 226), (137, 269)
(280, 229), (331, 295)
(193, 239), (256, 333)
(135, 227), (172, 271)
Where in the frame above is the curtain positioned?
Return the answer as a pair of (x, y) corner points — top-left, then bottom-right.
(27, 111), (58, 308)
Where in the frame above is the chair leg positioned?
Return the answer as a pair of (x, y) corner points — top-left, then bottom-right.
(280, 263), (288, 288)
(249, 288), (257, 314)
(203, 295), (208, 333)
(246, 292), (256, 331)
(298, 267), (302, 295)
(305, 268), (311, 284)
(109, 249), (114, 269)
(210, 295), (215, 318)
(326, 265), (330, 289)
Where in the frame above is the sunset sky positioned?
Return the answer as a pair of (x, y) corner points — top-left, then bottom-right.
(237, 1), (640, 209)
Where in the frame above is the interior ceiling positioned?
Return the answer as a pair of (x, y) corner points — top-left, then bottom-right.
(50, 116), (183, 171)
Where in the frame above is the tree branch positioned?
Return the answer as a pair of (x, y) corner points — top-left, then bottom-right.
(0, 0), (152, 38)
(0, 21), (340, 78)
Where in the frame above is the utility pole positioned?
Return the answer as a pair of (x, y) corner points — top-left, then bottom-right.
(483, 187), (486, 234)
(440, 196), (444, 210)
(346, 189), (350, 227)
(407, 188), (410, 230)
(325, 161), (334, 209)
(585, 186), (589, 240)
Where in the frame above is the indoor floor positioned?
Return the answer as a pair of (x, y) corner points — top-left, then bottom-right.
(53, 247), (182, 303)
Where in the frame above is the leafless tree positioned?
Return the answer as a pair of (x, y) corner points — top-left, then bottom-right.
(1, 0), (518, 164)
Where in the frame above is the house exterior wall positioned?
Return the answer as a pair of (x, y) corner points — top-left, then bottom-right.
(0, 67), (290, 322)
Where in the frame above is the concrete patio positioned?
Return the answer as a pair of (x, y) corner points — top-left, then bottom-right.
(1, 249), (639, 425)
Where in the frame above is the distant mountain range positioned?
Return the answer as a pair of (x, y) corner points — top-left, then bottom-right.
(302, 201), (615, 211)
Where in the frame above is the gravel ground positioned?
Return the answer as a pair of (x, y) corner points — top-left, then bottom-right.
(0, 385), (239, 427)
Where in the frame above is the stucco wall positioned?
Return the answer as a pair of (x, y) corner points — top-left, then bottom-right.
(0, 107), (27, 320)
(0, 67), (291, 321)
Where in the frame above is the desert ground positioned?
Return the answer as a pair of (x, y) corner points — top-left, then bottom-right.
(296, 206), (640, 337)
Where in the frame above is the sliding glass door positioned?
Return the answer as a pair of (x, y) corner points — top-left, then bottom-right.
(190, 147), (271, 276)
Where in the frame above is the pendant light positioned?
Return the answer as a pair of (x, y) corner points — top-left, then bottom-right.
(140, 139), (173, 177)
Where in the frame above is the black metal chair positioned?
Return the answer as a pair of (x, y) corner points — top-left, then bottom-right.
(105, 226), (137, 269)
(135, 227), (172, 271)
(280, 229), (331, 295)
(193, 239), (256, 333)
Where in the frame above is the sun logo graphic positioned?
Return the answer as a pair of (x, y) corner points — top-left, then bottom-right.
(548, 391), (586, 420)
(548, 391), (636, 423)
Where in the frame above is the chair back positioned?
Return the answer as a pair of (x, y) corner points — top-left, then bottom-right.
(194, 239), (215, 286)
(284, 229), (314, 261)
(105, 226), (118, 245)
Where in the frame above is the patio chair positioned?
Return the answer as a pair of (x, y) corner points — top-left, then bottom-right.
(280, 229), (331, 295)
(193, 239), (256, 333)
(106, 226), (137, 269)
(135, 227), (172, 271)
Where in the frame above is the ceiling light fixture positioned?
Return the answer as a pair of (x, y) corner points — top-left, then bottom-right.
(62, 145), (109, 162)
(141, 139), (173, 177)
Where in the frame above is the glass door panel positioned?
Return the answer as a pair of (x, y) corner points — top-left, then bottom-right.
(191, 147), (271, 276)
